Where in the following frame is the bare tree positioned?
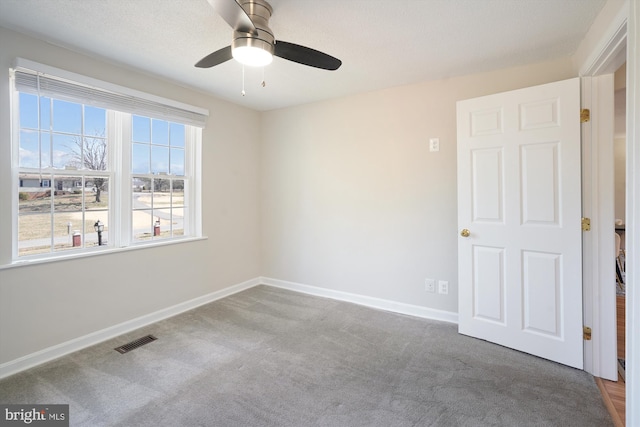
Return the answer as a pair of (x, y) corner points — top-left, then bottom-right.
(153, 178), (170, 192)
(68, 135), (107, 203)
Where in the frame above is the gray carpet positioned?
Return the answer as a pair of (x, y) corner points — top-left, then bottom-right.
(0, 285), (612, 426)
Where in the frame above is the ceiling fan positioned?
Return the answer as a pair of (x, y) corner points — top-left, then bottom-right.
(195, 0), (342, 71)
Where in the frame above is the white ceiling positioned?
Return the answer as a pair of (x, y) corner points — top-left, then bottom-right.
(0, 0), (606, 111)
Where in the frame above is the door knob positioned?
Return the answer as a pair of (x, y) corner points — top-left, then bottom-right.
(460, 229), (470, 237)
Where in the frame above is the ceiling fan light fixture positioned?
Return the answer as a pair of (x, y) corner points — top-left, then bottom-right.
(196, 0), (342, 71)
(232, 45), (273, 67)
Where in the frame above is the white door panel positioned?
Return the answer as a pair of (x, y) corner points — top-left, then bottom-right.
(457, 78), (583, 369)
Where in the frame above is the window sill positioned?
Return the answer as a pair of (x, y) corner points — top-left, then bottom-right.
(0, 236), (208, 271)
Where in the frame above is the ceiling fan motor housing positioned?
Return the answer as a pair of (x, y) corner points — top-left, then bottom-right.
(232, 0), (275, 56)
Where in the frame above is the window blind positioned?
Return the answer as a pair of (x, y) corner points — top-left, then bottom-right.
(14, 69), (208, 128)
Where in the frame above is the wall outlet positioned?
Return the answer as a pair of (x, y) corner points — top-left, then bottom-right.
(425, 278), (436, 293)
(438, 280), (449, 294)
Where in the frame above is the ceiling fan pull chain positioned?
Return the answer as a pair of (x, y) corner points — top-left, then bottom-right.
(241, 65), (246, 96)
(262, 67), (266, 88)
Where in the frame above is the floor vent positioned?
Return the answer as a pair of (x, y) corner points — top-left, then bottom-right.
(114, 335), (157, 354)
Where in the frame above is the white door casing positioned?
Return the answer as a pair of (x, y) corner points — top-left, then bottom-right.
(457, 78), (583, 369)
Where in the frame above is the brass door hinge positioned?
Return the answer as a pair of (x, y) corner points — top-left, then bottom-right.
(582, 217), (591, 231)
(581, 108), (590, 123)
(584, 326), (592, 341)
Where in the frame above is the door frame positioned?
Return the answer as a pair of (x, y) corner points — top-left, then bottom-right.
(625, 2), (639, 424)
(578, 0), (638, 423)
(581, 74), (617, 381)
(579, 0), (626, 381)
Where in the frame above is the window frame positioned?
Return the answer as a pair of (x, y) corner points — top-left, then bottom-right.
(9, 59), (206, 264)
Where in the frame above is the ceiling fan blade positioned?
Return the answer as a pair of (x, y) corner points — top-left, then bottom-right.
(206, 0), (257, 34)
(195, 46), (233, 68)
(274, 41), (342, 71)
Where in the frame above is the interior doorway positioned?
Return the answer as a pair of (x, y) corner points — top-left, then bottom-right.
(613, 62), (626, 381)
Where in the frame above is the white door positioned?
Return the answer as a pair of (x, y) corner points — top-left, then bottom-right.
(457, 78), (583, 369)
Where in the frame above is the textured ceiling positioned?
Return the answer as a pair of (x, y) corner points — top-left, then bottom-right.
(0, 0), (606, 111)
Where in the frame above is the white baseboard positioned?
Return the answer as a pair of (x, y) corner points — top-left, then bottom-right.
(260, 277), (458, 324)
(0, 277), (261, 380)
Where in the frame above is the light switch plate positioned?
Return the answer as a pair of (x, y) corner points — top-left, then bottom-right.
(429, 138), (440, 152)
(438, 280), (449, 294)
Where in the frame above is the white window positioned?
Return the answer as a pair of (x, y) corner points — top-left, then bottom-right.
(131, 115), (188, 241)
(11, 60), (207, 261)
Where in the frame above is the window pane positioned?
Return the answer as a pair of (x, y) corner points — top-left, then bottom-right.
(172, 179), (184, 207)
(85, 177), (109, 210)
(18, 176), (51, 213)
(155, 208), (171, 238)
(41, 133), (51, 169)
(40, 97), (51, 130)
(153, 179), (170, 230)
(172, 207), (185, 237)
(133, 177), (152, 236)
(133, 177), (152, 193)
(84, 137), (108, 170)
(170, 123), (185, 147)
(152, 119), (169, 146)
(84, 106), (106, 136)
(153, 178), (170, 194)
(132, 209), (153, 241)
(151, 145), (169, 174)
(53, 214), (84, 252)
(132, 143), (150, 174)
(52, 133), (77, 169)
(170, 148), (185, 176)
(132, 115), (150, 142)
(53, 176), (82, 211)
(19, 93), (38, 129)
(19, 130), (40, 168)
(85, 216), (109, 247)
(19, 213), (52, 256)
(133, 177), (169, 242)
(17, 172), (53, 256)
(52, 99), (82, 134)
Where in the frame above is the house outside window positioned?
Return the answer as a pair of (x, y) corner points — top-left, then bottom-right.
(11, 59), (207, 261)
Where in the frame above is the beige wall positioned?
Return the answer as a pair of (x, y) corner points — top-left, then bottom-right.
(0, 28), (262, 364)
(260, 58), (576, 313)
